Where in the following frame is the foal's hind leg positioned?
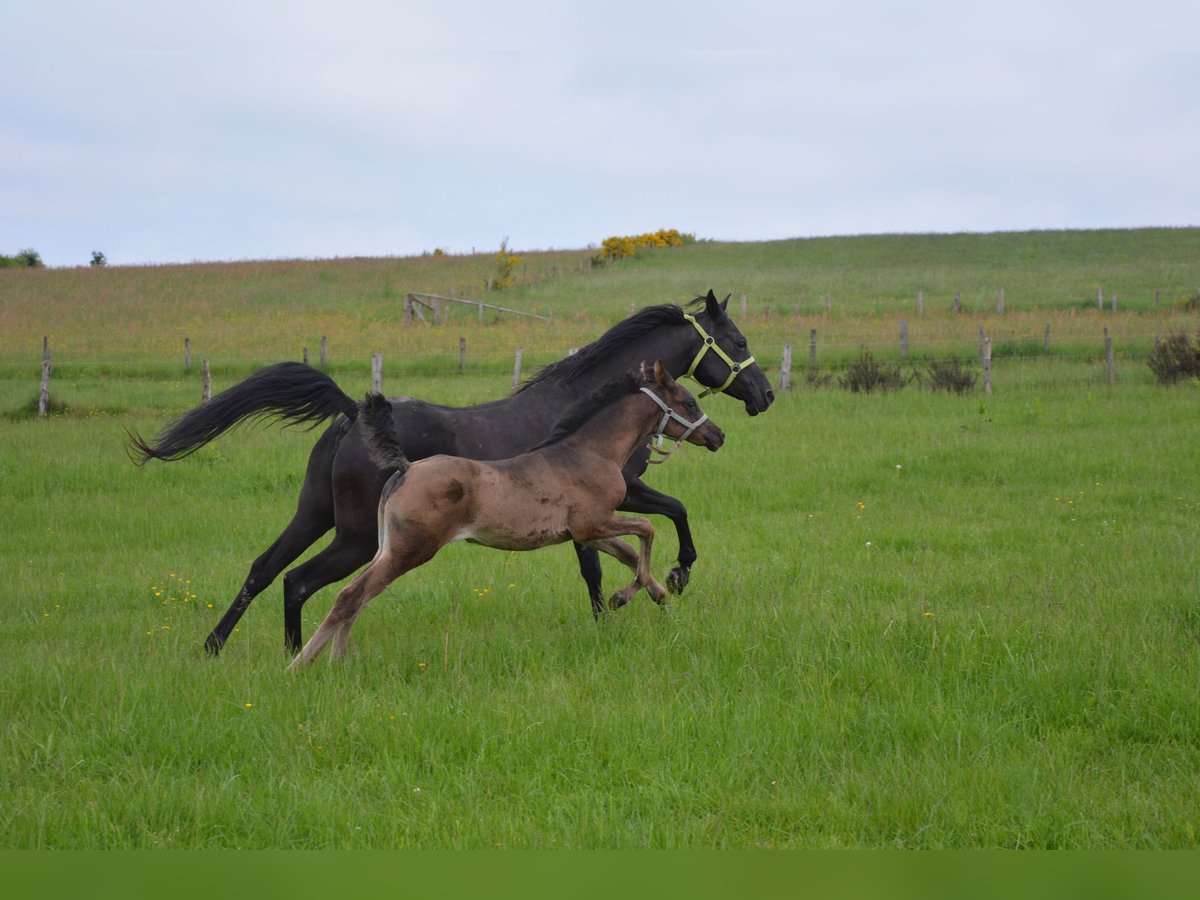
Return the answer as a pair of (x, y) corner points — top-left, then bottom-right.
(287, 554), (399, 669)
(288, 526), (443, 669)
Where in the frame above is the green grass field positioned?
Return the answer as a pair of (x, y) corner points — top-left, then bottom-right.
(2, 229), (1199, 848)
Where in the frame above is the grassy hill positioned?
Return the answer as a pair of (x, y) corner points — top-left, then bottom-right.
(2, 228), (1197, 378)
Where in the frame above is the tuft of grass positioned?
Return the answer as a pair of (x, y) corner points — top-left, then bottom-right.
(838, 350), (907, 393)
(1146, 332), (1200, 385)
(917, 358), (978, 394)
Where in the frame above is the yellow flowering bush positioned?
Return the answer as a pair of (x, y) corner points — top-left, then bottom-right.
(594, 228), (694, 264)
(490, 239), (522, 290)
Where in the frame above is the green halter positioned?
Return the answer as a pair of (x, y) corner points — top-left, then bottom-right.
(682, 313), (756, 397)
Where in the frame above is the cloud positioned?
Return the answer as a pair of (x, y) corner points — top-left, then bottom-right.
(3, 1), (1198, 264)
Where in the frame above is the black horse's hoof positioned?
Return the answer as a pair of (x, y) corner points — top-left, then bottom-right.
(203, 634), (224, 657)
(666, 566), (690, 596)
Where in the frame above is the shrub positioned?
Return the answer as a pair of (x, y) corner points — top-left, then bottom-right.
(488, 239), (521, 291)
(838, 351), (907, 393)
(0, 248), (44, 268)
(1147, 332), (1200, 385)
(592, 228), (695, 265)
(90, 251), (107, 267)
(802, 367), (834, 389)
(917, 358), (978, 394)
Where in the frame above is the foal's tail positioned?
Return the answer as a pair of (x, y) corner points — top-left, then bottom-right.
(359, 392), (411, 475)
(128, 361), (359, 464)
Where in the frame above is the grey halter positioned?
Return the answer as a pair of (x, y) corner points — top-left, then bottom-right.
(639, 386), (708, 458)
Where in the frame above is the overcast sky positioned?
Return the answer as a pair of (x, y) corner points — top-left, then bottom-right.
(4, 1), (1197, 267)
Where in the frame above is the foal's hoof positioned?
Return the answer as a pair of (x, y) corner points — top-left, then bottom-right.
(608, 592), (630, 610)
(666, 566), (691, 596)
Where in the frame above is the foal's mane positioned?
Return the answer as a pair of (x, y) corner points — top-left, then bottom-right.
(515, 296), (707, 393)
(529, 370), (644, 449)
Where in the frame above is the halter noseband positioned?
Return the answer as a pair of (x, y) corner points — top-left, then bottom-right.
(639, 386), (708, 463)
(681, 313), (756, 397)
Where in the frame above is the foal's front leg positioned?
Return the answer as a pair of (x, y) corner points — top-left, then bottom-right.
(583, 516), (667, 609)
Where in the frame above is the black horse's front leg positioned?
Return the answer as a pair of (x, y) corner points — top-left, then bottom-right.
(573, 542), (607, 618)
(617, 479), (695, 595)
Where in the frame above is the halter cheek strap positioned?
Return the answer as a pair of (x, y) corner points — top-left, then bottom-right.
(682, 314), (755, 397)
(639, 387), (708, 463)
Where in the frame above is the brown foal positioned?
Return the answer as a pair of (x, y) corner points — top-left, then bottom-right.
(288, 361), (725, 668)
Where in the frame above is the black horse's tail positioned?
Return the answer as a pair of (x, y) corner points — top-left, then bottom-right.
(358, 392), (410, 475)
(128, 361), (359, 464)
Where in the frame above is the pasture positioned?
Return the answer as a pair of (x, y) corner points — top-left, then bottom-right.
(2, 228), (1199, 848)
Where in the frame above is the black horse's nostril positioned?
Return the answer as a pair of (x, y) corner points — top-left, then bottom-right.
(765, 390), (776, 404)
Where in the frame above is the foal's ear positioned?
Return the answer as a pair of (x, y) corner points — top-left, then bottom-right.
(653, 360), (676, 389)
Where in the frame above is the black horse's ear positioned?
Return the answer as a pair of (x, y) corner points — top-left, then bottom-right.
(721, 293), (731, 311)
(704, 289), (725, 320)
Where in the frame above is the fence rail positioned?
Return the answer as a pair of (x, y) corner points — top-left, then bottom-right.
(404, 292), (550, 325)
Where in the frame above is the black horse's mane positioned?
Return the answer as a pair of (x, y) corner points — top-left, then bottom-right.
(529, 370), (644, 449)
(515, 296), (707, 393)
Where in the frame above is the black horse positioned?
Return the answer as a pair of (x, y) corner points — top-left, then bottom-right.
(131, 291), (774, 654)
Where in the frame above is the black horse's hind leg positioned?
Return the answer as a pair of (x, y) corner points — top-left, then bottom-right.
(205, 512), (332, 655)
(617, 479), (695, 596)
(573, 543), (607, 618)
(204, 420), (342, 656)
(282, 532), (378, 654)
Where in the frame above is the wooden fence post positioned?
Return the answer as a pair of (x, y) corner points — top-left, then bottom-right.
(978, 326), (986, 361)
(1104, 329), (1115, 385)
(899, 319), (908, 358)
(780, 344), (793, 391)
(997, 288), (1005, 314)
(184, 337), (192, 371)
(953, 291), (961, 313)
(983, 339), (992, 394)
(809, 329), (817, 367)
(320, 336), (327, 369)
(917, 290), (923, 316)
(1110, 292), (1117, 313)
(512, 348), (523, 391)
(302, 347), (308, 365)
(371, 354), (382, 393)
(1044, 324), (1051, 357)
(1097, 286), (1103, 310)
(38, 337), (51, 416)
(202, 360), (211, 403)
(404, 294), (414, 325)
(459, 337), (467, 374)
(740, 294), (748, 317)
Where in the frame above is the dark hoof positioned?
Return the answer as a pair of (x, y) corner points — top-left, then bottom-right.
(203, 634), (224, 657)
(666, 566), (690, 596)
(608, 592), (629, 610)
